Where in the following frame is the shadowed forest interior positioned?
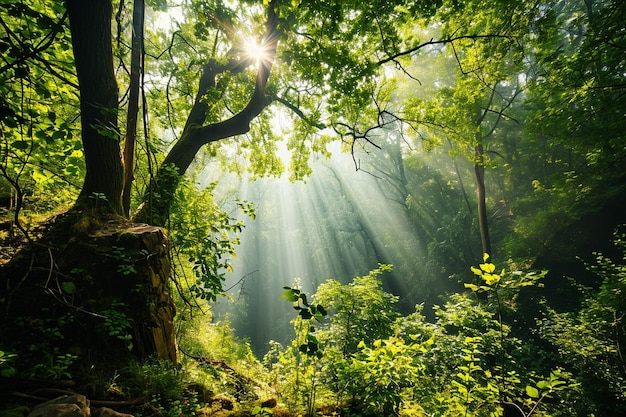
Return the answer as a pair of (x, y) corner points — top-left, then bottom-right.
(1, 0), (625, 416)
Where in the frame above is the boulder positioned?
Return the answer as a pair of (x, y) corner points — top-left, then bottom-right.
(28, 395), (90, 417)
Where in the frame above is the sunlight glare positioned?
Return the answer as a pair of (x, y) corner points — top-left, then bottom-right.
(243, 36), (269, 64)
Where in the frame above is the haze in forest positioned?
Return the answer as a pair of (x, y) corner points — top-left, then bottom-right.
(1, 0), (625, 416)
(208, 139), (454, 353)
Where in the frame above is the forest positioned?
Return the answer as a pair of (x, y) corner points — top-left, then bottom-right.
(0, 0), (625, 416)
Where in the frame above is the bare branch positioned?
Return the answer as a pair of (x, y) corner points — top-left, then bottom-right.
(272, 95), (326, 129)
(375, 34), (513, 67)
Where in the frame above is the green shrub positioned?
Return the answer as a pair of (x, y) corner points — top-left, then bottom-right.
(538, 232), (626, 415)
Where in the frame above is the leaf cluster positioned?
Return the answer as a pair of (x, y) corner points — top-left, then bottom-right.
(268, 260), (577, 416)
(538, 230), (626, 414)
(0, 0), (82, 247)
(169, 179), (255, 304)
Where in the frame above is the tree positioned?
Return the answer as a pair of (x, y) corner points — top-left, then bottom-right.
(0, 0), (443, 366)
(0, 0), (281, 365)
(66, 0), (125, 215)
(0, 0), (582, 369)
(514, 0), (626, 253)
(400, 0), (545, 260)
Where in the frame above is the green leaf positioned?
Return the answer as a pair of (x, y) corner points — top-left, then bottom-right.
(526, 385), (540, 398)
(281, 288), (299, 302)
(61, 282), (76, 295)
(11, 140), (29, 150)
(470, 266), (482, 276)
(479, 262), (496, 273)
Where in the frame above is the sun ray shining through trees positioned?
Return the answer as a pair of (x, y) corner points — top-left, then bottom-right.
(1, 0), (625, 415)
(208, 142), (432, 353)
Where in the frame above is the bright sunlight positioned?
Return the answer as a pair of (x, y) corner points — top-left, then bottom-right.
(243, 36), (271, 64)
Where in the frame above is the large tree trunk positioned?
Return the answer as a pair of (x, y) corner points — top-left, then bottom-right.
(63, 0), (177, 360)
(67, 0), (124, 215)
(0, 0), (176, 370)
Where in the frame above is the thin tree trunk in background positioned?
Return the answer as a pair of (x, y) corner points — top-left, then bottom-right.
(448, 138), (473, 216)
(472, 86), (498, 259)
(475, 143), (491, 257)
(122, 0), (145, 216)
(67, 0), (124, 214)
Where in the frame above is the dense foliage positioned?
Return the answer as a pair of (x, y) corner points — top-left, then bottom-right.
(265, 254), (623, 416)
(1, 0), (625, 416)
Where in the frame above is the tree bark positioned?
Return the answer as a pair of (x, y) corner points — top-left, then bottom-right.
(122, 0), (145, 216)
(67, 0), (124, 215)
(475, 143), (492, 257)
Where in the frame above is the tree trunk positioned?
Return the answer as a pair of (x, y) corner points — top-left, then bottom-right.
(67, 0), (124, 215)
(122, 0), (145, 216)
(0, 217), (177, 365)
(475, 143), (492, 257)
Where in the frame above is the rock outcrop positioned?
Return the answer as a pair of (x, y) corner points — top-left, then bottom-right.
(26, 395), (135, 417)
(0, 219), (177, 365)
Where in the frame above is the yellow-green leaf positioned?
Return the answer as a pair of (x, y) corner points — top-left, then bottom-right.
(483, 273), (500, 285)
(526, 385), (540, 398)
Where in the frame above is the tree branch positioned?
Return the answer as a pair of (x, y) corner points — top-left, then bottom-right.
(270, 95), (326, 129)
(375, 34), (513, 67)
(134, 0), (281, 224)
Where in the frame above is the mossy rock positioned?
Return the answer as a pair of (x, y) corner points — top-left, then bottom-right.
(0, 212), (177, 381)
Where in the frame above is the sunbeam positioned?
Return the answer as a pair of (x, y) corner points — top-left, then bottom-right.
(242, 36), (271, 66)
(207, 142), (431, 355)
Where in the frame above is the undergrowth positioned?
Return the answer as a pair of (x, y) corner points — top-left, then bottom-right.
(2, 248), (625, 416)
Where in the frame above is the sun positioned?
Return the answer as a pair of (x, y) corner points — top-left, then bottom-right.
(243, 36), (270, 64)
